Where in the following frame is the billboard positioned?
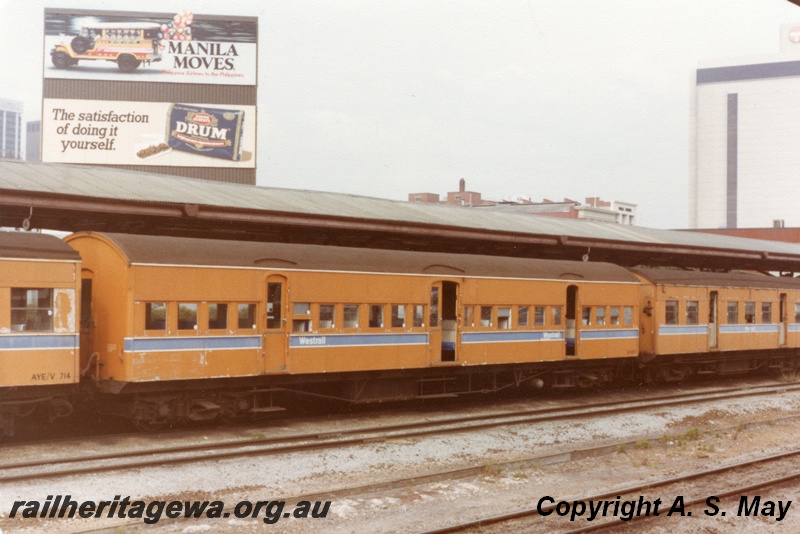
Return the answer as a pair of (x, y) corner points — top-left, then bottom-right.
(42, 9), (257, 180)
(42, 98), (255, 168)
(44, 10), (257, 85)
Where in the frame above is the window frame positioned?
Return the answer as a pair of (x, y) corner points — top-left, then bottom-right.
(727, 302), (739, 325)
(238, 303), (258, 331)
(207, 302), (229, 331)
(177, 302), (199, 332)
(517, 306), (529, 327)
(744, 301), (756, 324)
(664, 300), (679, 326)
(761, 302), (772, 324)
(497, 307), (512, 330)
(318, 304), (336, 331)
(11, 288), (56, 333)
(686, 301), (699, 326)
(343, 304), (360, 330)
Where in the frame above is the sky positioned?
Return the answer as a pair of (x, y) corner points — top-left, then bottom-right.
(2, 0), (800, 229)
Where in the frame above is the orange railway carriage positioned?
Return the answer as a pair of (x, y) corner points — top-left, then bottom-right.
(65, 232), (641, 426)
(632, 268), (800, 379)
(0, 232), (81, 435)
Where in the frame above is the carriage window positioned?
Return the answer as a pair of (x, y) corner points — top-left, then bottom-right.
(143, 302), (167, 331)
(534, 306), (546, 326)
(623, 306), (633, 325)
(498, 307), (511, 329)
(762, 302), (772, 324)
(727, 302), (739, 324)
(238, 304), (257, 329)
(552, 306), (563, 326)
(208, 303), (228, 330)
(517, 306), (529, 327)
(391, 305), (406, 328)
(582, 307), (592, 326)
(178, 303), (198, 330)
(744, 302), (756, 324)
(464, 306), (475, 328)
(344, 305), (359, 328)
(796, 303), (800, 323)
(369, 305), (384, 328)
(610, 307), (620, 326)
(11, 288), (54, 332)
(319, 305), (335, 329)
(665, 301), (678, 325)
(480, 306), (492, 327)
(596, 307), (606, 326)
(686, 301), (699, 325)
(267, 283), (282, 329)
(413, 305), (425, 327)
(292, 302), (312, 332)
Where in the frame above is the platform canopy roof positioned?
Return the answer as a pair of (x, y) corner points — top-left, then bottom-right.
(3, 161), (800, 273)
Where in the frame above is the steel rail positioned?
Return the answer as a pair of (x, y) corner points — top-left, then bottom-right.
(3, 382), (800, 484)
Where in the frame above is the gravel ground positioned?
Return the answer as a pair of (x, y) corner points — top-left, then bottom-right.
(2, 381), (800, 533)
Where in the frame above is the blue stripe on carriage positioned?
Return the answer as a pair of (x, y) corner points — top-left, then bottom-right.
(719, 324), (781, 334)
(124, 336), (262, 352)
(461, 331), (564, 344)
(0, 334), (79, 350)
(788, 324), (800, 332)
(579, 329), (639, 340)
(289, 333), (428, 348)
(658, 325), (709, 336)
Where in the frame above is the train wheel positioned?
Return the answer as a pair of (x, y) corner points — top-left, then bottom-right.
(576, 372), (597, 389)
(643, 366), (664, 385)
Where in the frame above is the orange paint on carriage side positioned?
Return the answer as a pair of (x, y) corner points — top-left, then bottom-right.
(632, 268), (800, 358)
(570, 282), (640, 360)
(65, 231), (644, 389)
(0, 255), (80, 388)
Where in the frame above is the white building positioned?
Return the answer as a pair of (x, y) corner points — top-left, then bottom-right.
(691, 24), (800, 229)
(0, 98), (23, 161)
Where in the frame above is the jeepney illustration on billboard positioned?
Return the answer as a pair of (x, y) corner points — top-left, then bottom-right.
(50, 22), (163, 72)
(43, 9), (256, 85)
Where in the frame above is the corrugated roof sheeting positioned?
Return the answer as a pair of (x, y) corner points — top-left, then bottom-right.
(4, 161), (800, 261)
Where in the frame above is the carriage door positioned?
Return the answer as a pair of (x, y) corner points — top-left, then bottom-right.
(566, 285), (579, 357)
(709, 291), (719, 349)
(79, 271), (95, 376)
(263, 276), (288, 372)
(429, 281), (459, 362)
(780, 293), (788, 347)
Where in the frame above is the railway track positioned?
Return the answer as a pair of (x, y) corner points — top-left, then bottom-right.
(424, 447), (800, 533)
(36, 408), (800, 534)
(4, 381), (800, 485)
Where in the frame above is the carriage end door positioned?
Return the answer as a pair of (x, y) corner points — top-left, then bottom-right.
(263, 276), (288, 372)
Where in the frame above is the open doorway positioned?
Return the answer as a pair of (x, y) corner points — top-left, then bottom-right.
(566, 285), (578, 356)
(441, 281), (458, 362)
